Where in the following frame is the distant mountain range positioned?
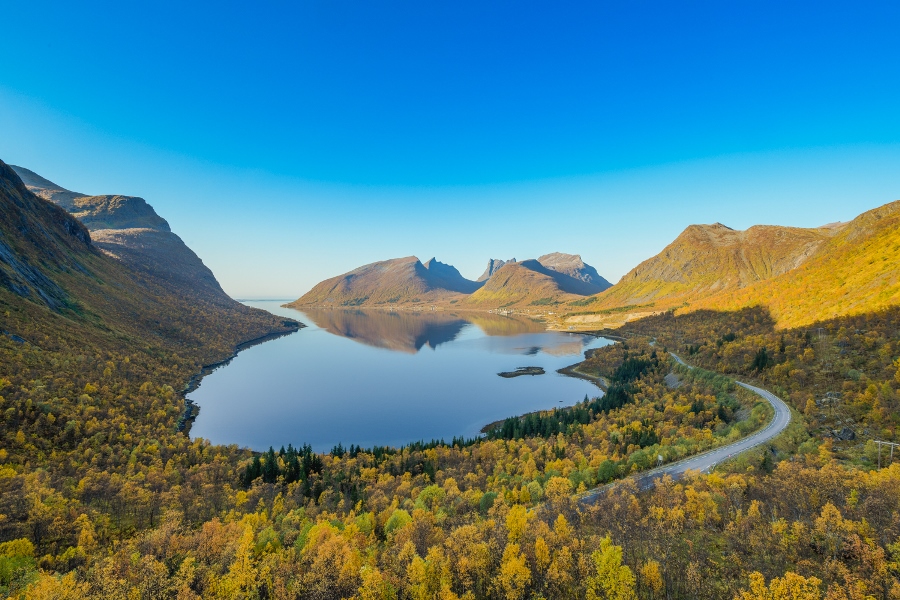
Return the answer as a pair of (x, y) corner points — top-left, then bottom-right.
(291, 198), (900, 330)
(288, 253), (611, 308)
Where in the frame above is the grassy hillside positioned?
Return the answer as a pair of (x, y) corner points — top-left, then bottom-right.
(565, 201), (900, 329)
(593, 222), (835, 310)
(689, 200), (900, 327)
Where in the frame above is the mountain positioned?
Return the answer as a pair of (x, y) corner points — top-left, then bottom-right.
(537, 252), (611, 290)
(477, 258), (515, 282)
(687, 201), (900, 327)
(12, 166), (170, 231)
(11, 165), (228, 303)
(288, 256), (483, 307)
(465, 259), (607, 307)
(568, 202), (900, 329)
(421, 258), (483, 294)
(589, 222), (835, 311)
(0, 159), (293, 355)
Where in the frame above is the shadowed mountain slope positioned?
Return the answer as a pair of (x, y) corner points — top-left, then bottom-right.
(538, 252), (611, 290)
(11, 165), (227, 303)
(288, 256), (483, 307)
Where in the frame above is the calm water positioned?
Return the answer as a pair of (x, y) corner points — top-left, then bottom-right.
(188, 301), (612, 452)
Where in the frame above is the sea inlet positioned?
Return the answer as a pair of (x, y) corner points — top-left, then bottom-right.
(188, 301), (612, 452)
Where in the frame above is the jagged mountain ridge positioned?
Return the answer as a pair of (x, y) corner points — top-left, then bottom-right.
(291, 253), (611, 308)
(11, 165), (228, 303)
(477, 258), (515, 282)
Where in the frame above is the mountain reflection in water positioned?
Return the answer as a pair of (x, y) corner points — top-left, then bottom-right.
(300, 308), (547, 354)
(188, 301), (613, 451)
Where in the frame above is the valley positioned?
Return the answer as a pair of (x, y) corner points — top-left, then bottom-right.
(1, 160), (899, 598)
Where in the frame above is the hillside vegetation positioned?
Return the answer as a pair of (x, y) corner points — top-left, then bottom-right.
(688, 201), (900, 327)
(566, 200), (900, 330)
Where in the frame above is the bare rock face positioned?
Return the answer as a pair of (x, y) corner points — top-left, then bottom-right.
(12, 166), (170, 231)
(537, 253), (611, 290)
(70, 195), (171, 232)
(477, 258), (516, 282)
(10, 165), (229, 303)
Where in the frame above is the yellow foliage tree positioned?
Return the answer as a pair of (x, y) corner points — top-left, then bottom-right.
(585, 536), (636, 600)
(735, 571), (823, 600)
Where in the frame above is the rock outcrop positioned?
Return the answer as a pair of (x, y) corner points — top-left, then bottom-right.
(477, 258), (515, 282)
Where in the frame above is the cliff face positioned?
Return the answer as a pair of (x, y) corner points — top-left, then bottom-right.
(477, 258), (515, 282)
(10, 165), (229, 303)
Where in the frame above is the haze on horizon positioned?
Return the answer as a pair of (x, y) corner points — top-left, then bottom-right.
(1, 1), (899, 298)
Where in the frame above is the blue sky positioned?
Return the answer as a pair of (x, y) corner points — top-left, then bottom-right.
(2, 1), (899, 297)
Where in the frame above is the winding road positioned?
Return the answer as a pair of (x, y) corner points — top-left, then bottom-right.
(580, 353), (792, 501)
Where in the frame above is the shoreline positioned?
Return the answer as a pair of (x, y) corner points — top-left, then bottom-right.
(177, 322), (304, 435)
(481, 335), (614, 433)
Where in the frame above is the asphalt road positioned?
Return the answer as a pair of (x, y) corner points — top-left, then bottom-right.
(580, 353), (792, 501)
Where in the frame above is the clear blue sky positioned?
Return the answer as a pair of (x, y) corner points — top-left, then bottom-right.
(2, 1), (899, 297)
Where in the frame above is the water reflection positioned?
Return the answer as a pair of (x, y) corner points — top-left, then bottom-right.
(300, 308), (546, 354)
(188, 302), (613, 451)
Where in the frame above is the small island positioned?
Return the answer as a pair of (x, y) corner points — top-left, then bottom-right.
(498, 366), (545, 378)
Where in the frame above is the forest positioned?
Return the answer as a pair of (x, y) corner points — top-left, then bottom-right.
(4, 274), (900, 598)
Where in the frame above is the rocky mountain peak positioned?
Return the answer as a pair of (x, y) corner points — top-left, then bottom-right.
(477, 258), (516, 282)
